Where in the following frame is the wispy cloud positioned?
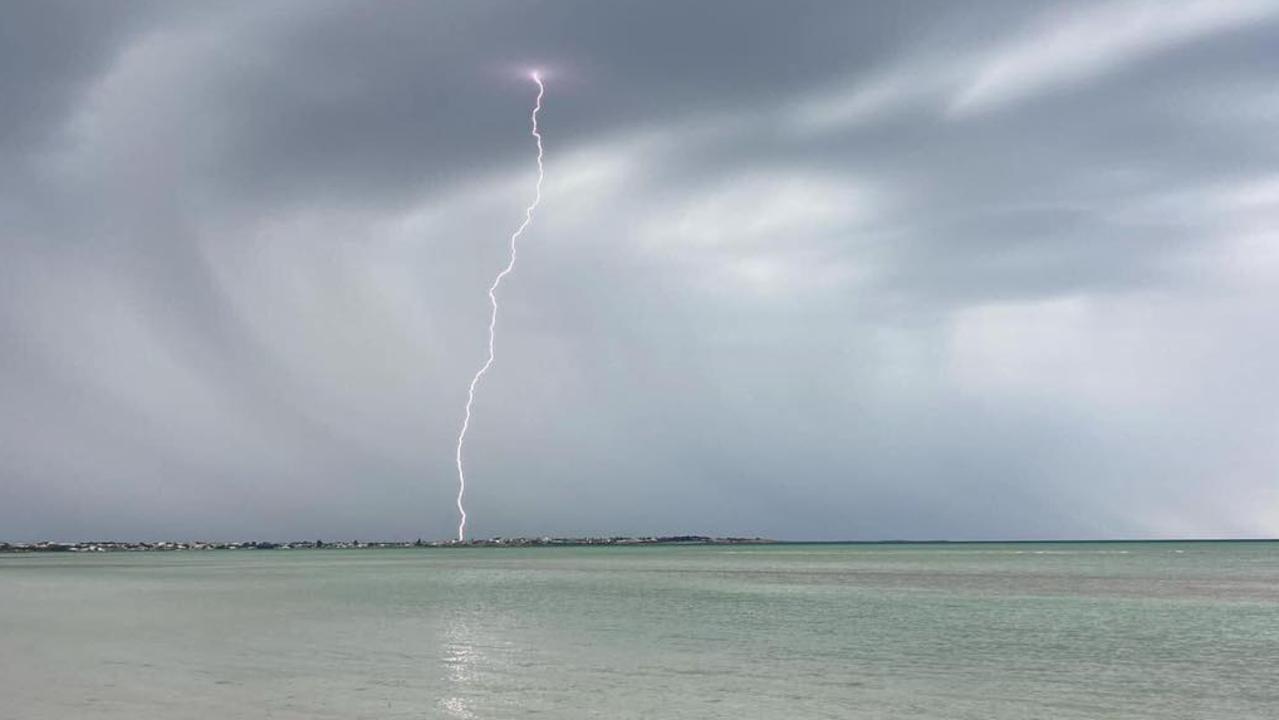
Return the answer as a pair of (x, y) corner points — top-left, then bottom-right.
(791, 0), (1279, 132)
(950, 0), (1279, 115)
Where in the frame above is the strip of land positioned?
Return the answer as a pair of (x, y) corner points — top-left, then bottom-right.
(0, 536), (776, 553)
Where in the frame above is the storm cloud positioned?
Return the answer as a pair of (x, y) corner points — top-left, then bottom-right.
(2, 0), (1277, 541)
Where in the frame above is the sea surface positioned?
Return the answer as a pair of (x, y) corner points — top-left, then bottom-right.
(2, 542), (1277, 719)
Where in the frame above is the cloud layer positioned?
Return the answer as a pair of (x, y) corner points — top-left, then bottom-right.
(3, 0), (1278, 540)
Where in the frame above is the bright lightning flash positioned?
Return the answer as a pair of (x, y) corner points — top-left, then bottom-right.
(453, 72), (545, 542)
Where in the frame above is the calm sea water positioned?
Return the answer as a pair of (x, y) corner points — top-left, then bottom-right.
(2, 542), (1277, 719)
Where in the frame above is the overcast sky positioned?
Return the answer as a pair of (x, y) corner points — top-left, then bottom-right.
(2, 0), (1277, 541)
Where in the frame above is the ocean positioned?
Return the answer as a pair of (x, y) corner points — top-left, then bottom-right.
(2, 542), (1276, 719)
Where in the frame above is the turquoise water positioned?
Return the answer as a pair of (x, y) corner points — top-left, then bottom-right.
(2, 542), (1277, 719)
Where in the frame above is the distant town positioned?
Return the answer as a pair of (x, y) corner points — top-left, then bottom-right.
(0, 536), (776, 553)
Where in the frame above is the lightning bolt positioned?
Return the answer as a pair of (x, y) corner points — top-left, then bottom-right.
(453, 72), (545, 542)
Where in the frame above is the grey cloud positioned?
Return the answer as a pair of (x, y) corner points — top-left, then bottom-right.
(1, 1), (1277, 541)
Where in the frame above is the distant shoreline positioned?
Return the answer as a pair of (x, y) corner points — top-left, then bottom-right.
(0, 536), (775, 553)
(2, 537), (1275, 553)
